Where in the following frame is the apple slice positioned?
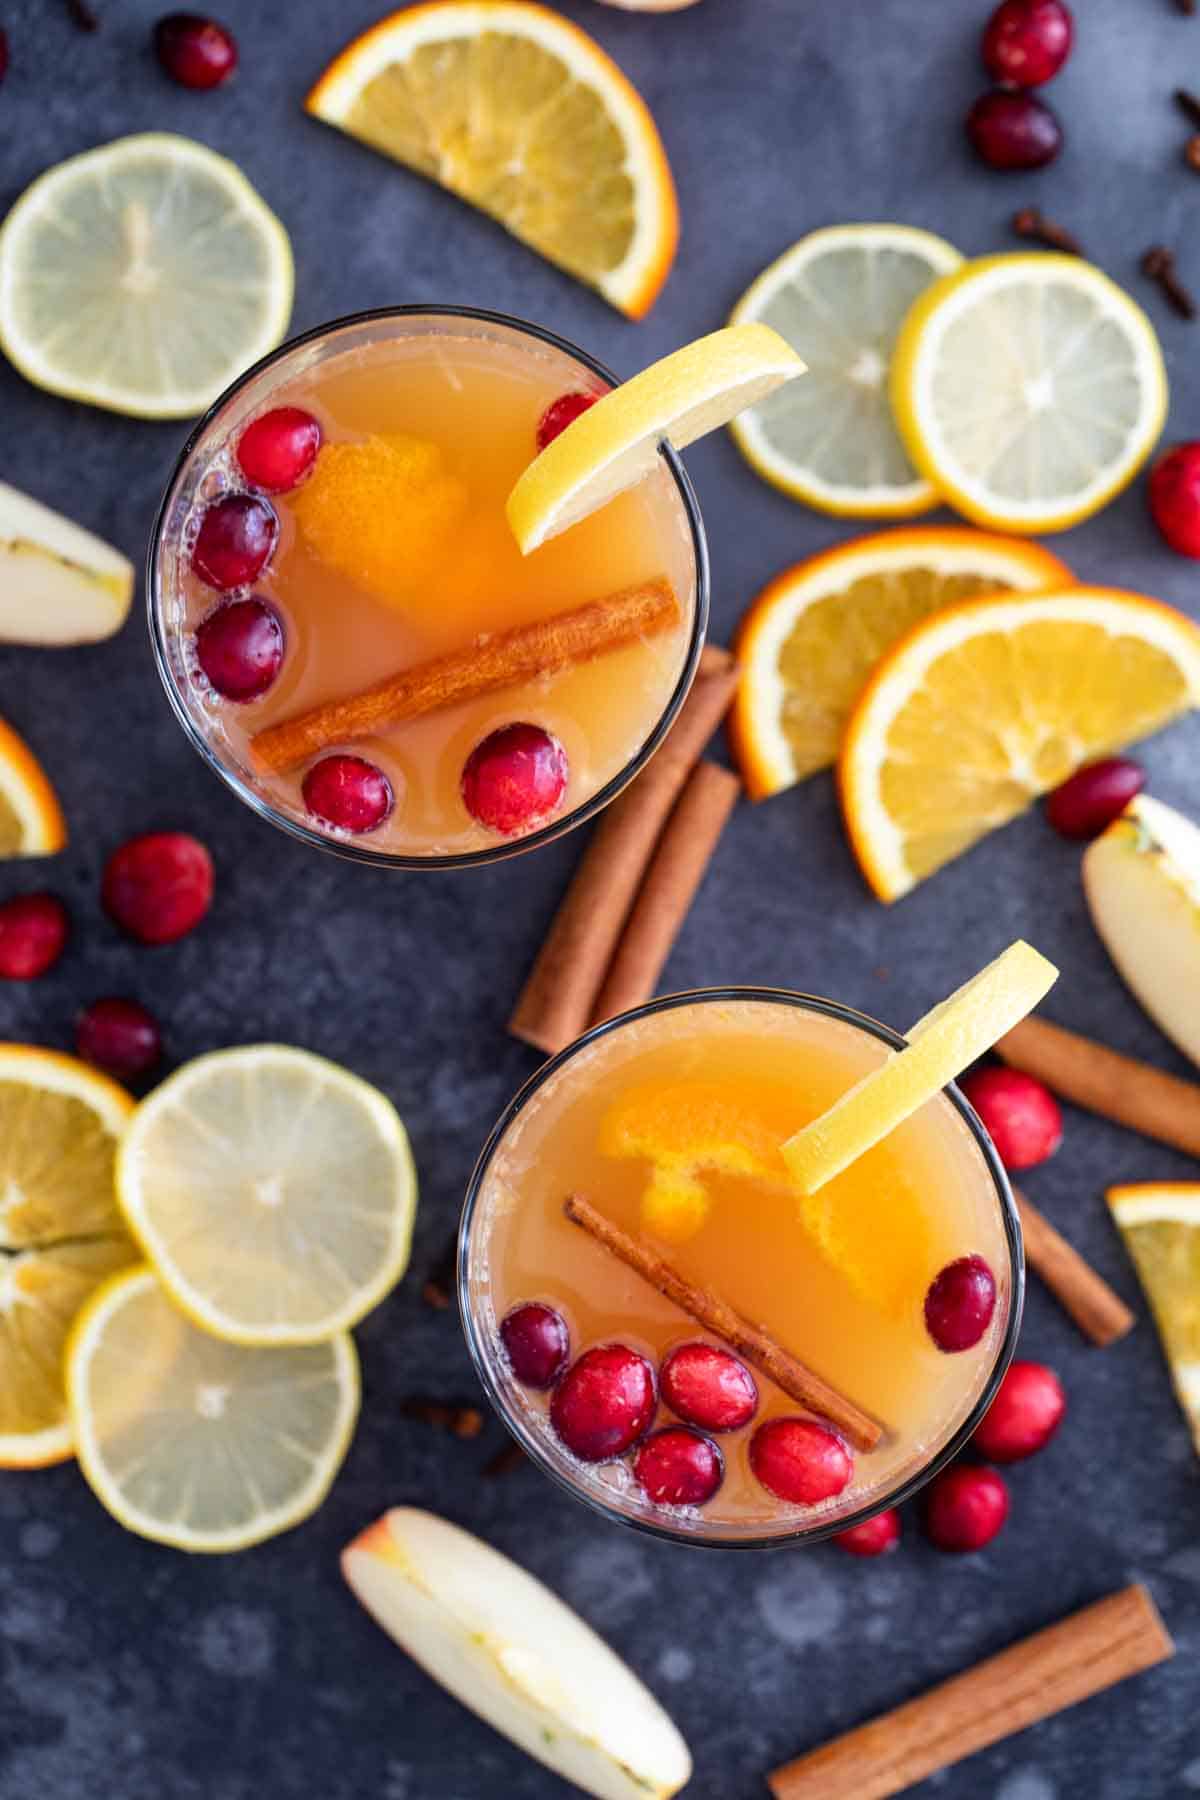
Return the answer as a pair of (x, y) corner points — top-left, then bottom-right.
(0, 481), (133, 644)
(342, 1508), (691, 1800)
(1083, 794), (1200, 1069)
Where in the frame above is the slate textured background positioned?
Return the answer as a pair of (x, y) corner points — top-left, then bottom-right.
(2, 1), (1200, 1795)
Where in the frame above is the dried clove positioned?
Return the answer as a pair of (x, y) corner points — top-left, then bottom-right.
(421, 1234), (458, 1311)
(1012, 207), (1082, 255)
(65, 0), (100, 30)
(401, 1397), (486, 1439)
(1175, 87), (1200, 127)
(483, 1442), (527, 1479)
(1185, 135), (1200, 171)
(1142, 245), (1196, 319)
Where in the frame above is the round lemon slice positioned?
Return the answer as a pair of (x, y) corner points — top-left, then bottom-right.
(729, 224), (963, 517)
(506, 323), (804, 552)
(67, 1267), (360, 1552)
(0, 134), (293, 420)
(116, 1045), (417, 1346)
(0, 716), (67, 856)
(1108, 1183), (1200, 1451)
(891, 253), (1167, 533)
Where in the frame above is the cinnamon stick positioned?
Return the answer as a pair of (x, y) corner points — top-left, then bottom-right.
(1014, 1186), (1135, 1348)
(563, 1193), (882, 1451)
(590, 759), (741, 1026)
(768, 1584), (1172, 1800)
(509, 645), (740, 1054)
(997, 1016), (1200, 1158)
(251, 579), (681, 774)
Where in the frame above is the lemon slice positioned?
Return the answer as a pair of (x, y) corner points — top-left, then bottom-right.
(839, 587), (1200, 902)
(507, 323), (803, 551)
(0, 134), (293, 420)
(0, 716), (67, 856)
(729, 224), (962, 517)
(782, 942), (1058, 1194)
(1108, 1183), (1200, 1452)
(67, 1267), (359, 1551)
(306, 1), (678, 320)
(891, 253), (1167, 533)
(730, 526), (1071, 797)
(116, 1046), (417, 1346)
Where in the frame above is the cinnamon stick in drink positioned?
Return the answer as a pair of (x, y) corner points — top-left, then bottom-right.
(251, 579), (681, 774)
(997, 1016), (1200, 1158)
(1013, 1186), (1135, 1348)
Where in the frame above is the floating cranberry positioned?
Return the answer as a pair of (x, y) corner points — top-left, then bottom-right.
(0, 893), (69, 980)
(974, 1359), (1065, 1462)
(959, 1067), (1062, 1171)
(195, 598), (284, 702)
(965, 90), (1062, 170)
(982, 0), (1073, 88)
(660, 1342), (758, 1433)
(500, 1303), (569, 1390)
(550, 1343), (656, 1463)
(191, 493), (278, 592)
(1149, 443), (1200, 557)
(833, 1508), (901, 1557)
(749, 1417), (853, 1506)
(103, 833), (213, 945)
(154, 13), (238, 89)
(536, 391), (599, 452)
(633, 1427), (724, 1507)
(924, 1254), (998, 1353)
(924, 1464), (1009, 1552)
(462, 724), (569, 837)
(1045, 757), (1145, 840)
(301, 755), (394, 835)
(236, 407), (322, 493)
(76, 998), (162, 1082)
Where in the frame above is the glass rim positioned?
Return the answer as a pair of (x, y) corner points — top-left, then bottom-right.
(146, 302), (711, 872)
(458, 985), (1025, 1551)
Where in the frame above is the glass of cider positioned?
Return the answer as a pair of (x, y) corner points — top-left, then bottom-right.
(148, 306), (707, 868)
(461, 989), (1023, 1548)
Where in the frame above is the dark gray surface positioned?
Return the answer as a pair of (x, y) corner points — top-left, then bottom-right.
(1, 1), (1199, 1795)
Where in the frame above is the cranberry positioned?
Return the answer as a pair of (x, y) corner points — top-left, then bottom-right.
(301, 755), (394, 835)
(749, 1417), (853, 1505)
(924, 1254), (998, 1353)
(549, 1343), (656, 1463)
(965, 90), (1062, 170)
(195, 598), (284, 702)
(536, 391), (599, 451)
(500, 1303), (569, 1389)
(982, 0), (1073, 87)
(0, 893), (69, 980)
(1045, 758), (1145, 840)
(924, 1464), (1009, 1552)
(1149, 443), (1200, 557)
(974, 1359), (1065, 1462)
(633, 1427), (724, 1507)
(191, 494), (277, 592)
(833, 1508), (901, 1557)
(660, 1342), (758, 1432)
(75, 998), (162, 1082)
(102, 832), (214, 945)
(236, 407), (322, 493)
(461, 724), (569, 837)
(959, 1067), (1062, 1170)
(154, 13), (238, 89)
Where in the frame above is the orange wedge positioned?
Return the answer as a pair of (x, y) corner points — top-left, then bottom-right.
(0, 717), (66, 856)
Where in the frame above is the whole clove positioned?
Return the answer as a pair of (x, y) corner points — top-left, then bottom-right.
(421, 1234), (458, 1311)
(1012, 207), (1082, 255)
(401, 1397), (485, 1439)
(483, 1442), (528, 1479)
(1174, 87), (1200, 127)
(1185, 135), (1200, 171)
(1142, 245), (1196, 319)
(65, 0), (100, 30)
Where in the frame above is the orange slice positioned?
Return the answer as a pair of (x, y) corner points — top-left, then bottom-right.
(0, 716), (66, 856)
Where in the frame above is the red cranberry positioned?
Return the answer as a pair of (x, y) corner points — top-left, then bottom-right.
(236, 407), (322, 493)
(660, 1342), (758, 1432)
(500, 1303), (569, 1390)
(195, 598), (284, 702)
(974, 1359), (1065, 1462)
(461, 724), (568, 837)
(102, 832), (214, 945)
(154, 13), (237, 89)
(749, 1417), (853, 1505)
(0, 894), (69, 980)
(633, 1427), (724, 1507)
(1045, 758), (1145, 840)
(924, 1254), (998, 1353)
(833, 1508), (901, 1557)
(549, 1343), (656, 1463)
(536, 391), (599, 451)
(301, 755), (394, 835)
(1149, 443), (1200, 557)
(965, 90), (1062, 169)
(924, 1464), (1009, 1552)
(191, 494), (277, 592)
(982, 0), (1073, 87)
(75, 998), (162, 1082)
(959, 1067), (1061, 1171)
